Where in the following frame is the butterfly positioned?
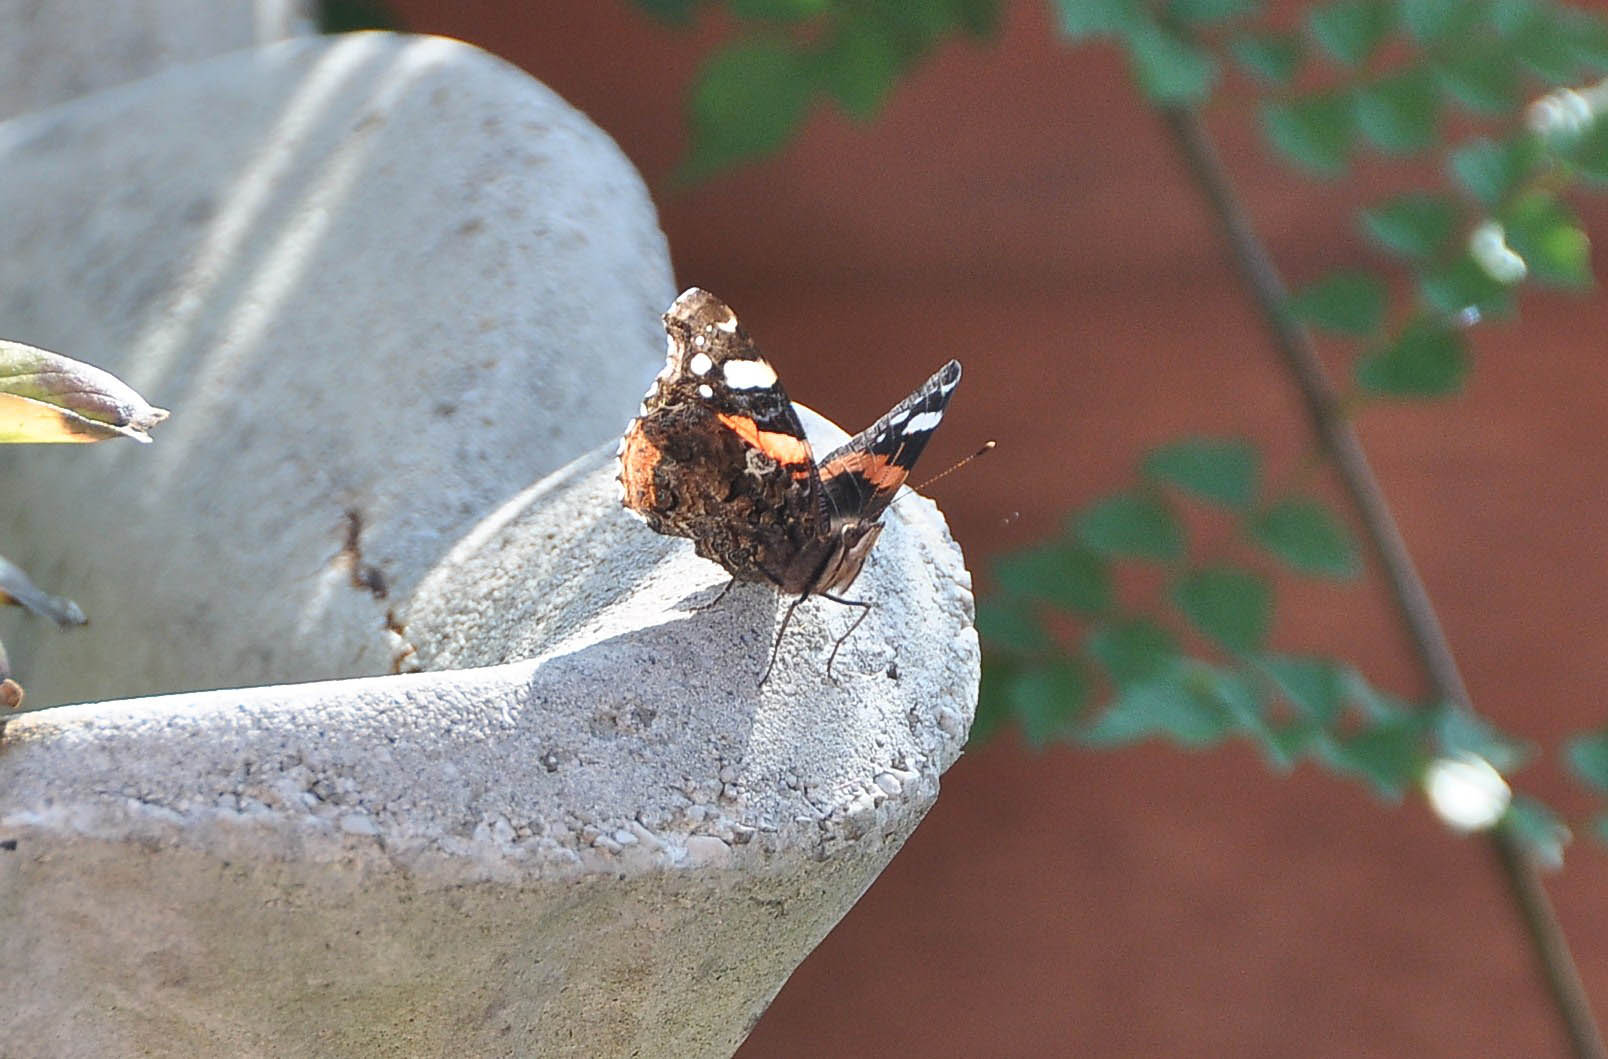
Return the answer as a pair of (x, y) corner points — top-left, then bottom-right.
(618, 288), (960, 682)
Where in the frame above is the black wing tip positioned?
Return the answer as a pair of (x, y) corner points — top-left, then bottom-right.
(937, 359), (962, 386)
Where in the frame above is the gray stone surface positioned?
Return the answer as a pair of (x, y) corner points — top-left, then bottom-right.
(0, 27), (980, 1059)
(0, 32), (673, 706)
(0, 0), (313, 122)
(0, 430), (979, 1057)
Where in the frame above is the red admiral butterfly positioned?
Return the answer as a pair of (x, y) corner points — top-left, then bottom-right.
(618, 288), (961, 682)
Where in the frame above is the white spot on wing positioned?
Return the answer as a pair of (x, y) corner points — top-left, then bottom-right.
(886, 408), (911, 426)
(689, 351), (714, 375)
(698, 384), (715, 399)
(722, 358), (778, 390)
(903, 410), (945, 434)
(694, 334), (708, 349)
(714, 314), (739, 333)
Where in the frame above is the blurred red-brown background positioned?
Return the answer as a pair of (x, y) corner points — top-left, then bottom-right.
(387, 2), (1608, 1054)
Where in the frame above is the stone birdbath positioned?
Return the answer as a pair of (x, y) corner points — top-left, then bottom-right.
(0, 16), (977, 1058)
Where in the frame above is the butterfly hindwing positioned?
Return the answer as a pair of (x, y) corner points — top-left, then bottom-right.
(816, 359), (962, 525)
(620, 288), (827, 588)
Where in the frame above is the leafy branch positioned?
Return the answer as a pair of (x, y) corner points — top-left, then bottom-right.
(637, 0), (1608, 1053)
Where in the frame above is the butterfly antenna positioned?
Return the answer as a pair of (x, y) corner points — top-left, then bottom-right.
(910, 440), (996, 493)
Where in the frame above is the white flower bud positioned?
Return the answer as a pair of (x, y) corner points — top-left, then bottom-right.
(1424, 754), (1511, 833)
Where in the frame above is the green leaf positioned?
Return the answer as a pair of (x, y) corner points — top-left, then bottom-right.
(629, 0), (705, 26)
(1360, 192), (1458, 258)
(1169, 0), (1261, 22)
(1306, 0), (1393, 67)
(729, 0), (829, 19)
(1256, 654), (1344, 724)
(1432, 705), (1530, 772)
(971, 655), (1016, 745)
(1502, 192), (1592, 289)
(1318, 714), (1428, 800)
(1506, 4), (1585, 84)
(1123, 20), (1217, 103)
(1173, 566), (1272, 654)
(859, 0), (982, 41)
(318, 0), (403, 32)
(1142, 437), (1259, 510)
(1417, 254), (1516, 319)
(1433, 48), (1521, 116)
(1229, 30), (1305, 84)
(1080, 667), (1237, 748)
(1489, 0), (1541, 37)
(1357, 320), (1469, 396)
(1200, 664), (1307, 769)
(955, 0), (1003, 37)
(680, 39), (814, 179)
(1289, 270), (1387, 336)
(1075, 491), (1185, 560)
(1007, 659), (1091, 746)
(1086, 618), (1179, 686)
(1263, 721), (1323, 769)
(1353, 68), (1438, 154)
(1251, 498), (1360, 578)
(1196, 664), (1262, 726)
(1562, 9), (1608, 70)
(1399, 0), (1481, 42)
(1342, 667), (1415, 723)
(0, 341), (169, 444)
(810, 20), (902, 120)
(1568, 119), (1608, 185)
(1566, 730), (1608, 792)
(1261, 95), (1354, 176)
(994, 543), (1112, 615)
(1502, 796), (1569, 870)
(975, 598), (1050, 654)
(1449, 135), (1540, 207)
(1052, 0), (1141, 37)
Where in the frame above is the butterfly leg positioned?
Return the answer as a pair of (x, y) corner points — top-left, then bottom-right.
(759, 592), (809, 687)
(819, 593), (873, 681)
(694, 575), (740, 612)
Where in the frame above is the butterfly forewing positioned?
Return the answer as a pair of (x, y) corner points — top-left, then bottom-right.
(817, 359), (962, 524)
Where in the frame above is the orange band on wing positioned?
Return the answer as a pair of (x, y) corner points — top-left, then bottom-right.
(717, 413), (813, 471)
(618, 426), (661, 509)
(820, 449), (907, 491)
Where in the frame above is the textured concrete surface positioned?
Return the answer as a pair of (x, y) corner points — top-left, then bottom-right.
(0, 0), (312, 121)
(0, 32), (673, 706)
(0, 26), (980, 1057)
(0, 434), (978, 1057)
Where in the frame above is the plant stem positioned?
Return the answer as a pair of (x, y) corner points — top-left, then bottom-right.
(1158, 102), (1606, 1059)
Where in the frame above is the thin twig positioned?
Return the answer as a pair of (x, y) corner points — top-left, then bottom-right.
(1158, 102), (1606, 1059)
